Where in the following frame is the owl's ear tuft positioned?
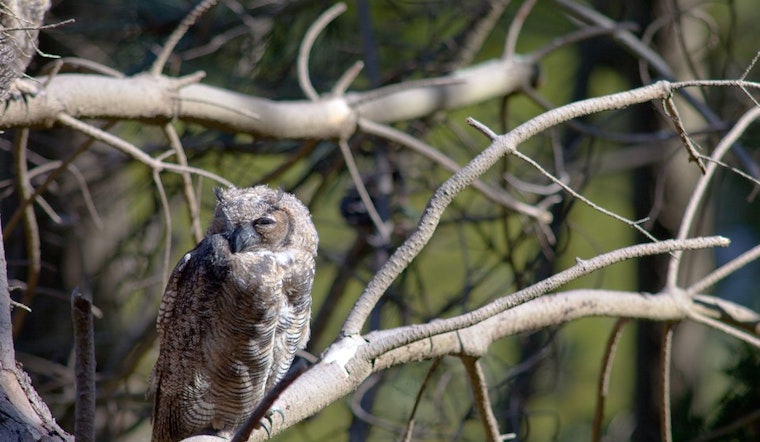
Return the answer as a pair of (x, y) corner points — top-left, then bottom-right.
(214, 187), (225, 202)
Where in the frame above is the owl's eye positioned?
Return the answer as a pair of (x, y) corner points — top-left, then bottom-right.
(253, 216), (276, 227)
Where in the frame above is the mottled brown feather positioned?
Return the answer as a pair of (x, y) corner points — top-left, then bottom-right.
(149, 186), (317, 442)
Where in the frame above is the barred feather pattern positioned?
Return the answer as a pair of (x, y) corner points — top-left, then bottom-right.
(149, 186), (318, 442)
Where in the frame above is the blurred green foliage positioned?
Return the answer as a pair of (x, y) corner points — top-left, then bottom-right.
(2, 0), (759, 441)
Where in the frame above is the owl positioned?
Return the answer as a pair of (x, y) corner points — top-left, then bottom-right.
(149, 185), (318, 442)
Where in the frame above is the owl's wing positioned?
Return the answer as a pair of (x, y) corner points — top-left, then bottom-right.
(150, 235), (231, 441)
(266, 250), (316, 391)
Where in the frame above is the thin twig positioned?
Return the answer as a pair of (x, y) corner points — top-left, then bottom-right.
(698, 155), (760, 189)
(358, 118), (552, 222)
(163, 123), (203, 242)
(661, 95), (707, 173)
(461, 356), (501, 442)
(332, 61), (364, 96)
(739, 50), (760, 108)
(337, 138), (391, 242)
(401, 358), (441, 442)
(660, 323), (674, 442)
(688, 309), (760, 348)
(689, 243), (760, 295)
(591, 319), (629, 442)
(366, 236), (729, 358)
(151, 0), (220, 75)
(71, 288), (96, 442)
(454, 0), (511, 68)
(11, 129), (40, 337)
(503, 0), (537, 60)
(297, 3), (347, 101)
(529, 22), (640, 62)
(348, 374), (403, 432)
(667, 105), (760, 288)
(553, 0), (674, 77)
(258, 140), (319, 184)
(40, 57), (126, 78)
(2, 123), (112, 237)
(509, 146), (657, 242)
(63, 163), (104, 230)
(23, 159), (104, 231)
(152, 170), (174, 296)
(55, 113), (233, 187)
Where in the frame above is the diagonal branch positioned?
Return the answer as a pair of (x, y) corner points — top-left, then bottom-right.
(247, 287), (758, 440)
(297, 3), (347, 100)
(341, 80), (682, 337)
(461, 356), (502, 442)
(667, 105), (760, 288)
(365, 236), (729, 358)
(591, 319), (629, 442)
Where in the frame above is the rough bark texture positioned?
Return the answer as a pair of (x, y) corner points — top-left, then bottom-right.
(0, 212), (71, 441)
(0, 0), (50, 100)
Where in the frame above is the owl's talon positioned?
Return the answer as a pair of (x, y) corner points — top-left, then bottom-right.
(258, 406), (284, 438)
(257, 417), (272, 439)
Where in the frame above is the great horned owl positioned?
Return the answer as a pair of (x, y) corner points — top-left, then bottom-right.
(149, 185), (318, 442)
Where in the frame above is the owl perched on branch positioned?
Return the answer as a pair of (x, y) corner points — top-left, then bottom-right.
(149, 186), (318, 442)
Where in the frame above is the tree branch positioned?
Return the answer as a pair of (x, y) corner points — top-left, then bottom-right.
(0, 57), (536, 137)
(240, 287), (758, 440)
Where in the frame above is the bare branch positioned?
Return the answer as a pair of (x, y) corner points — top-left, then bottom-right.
(400, 358), (441, 442)
(662, 95), (707, 173)
(688, 309), (760, 349)
(251, 286), (755, 440)
(667, 105), (760, 288)
(591, 319), (629, 442)
(71, 288), (96, 442)
(152, 169), (173, 294)
(332, 61), (364, 96)
(0, 58), (536, 134)
(365, 236), (730, 358)
(503, 0), (537, 60)
(342, 80), (682, 337)
(151, 0), (220, 75)
(660, 324), (675, 442)
(689, 243), (760, 295)
(55, 113), (234, 186)
(461, 356), (502, 442)
(298, 3), (347, 101)
(337, 138), (391, 242)
(454, 0), (511, 68)
(359, 118), (553, 222)
(11, 129), (40, 337)
(553, 0), (674, 77)
(163, 123), (203, 243)
(1, 125), (110, 237)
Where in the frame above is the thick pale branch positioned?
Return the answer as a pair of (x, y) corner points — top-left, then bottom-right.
(239, 289), (759, 440)
(0, 57), (536, 137)
(350, 57), (535, 123)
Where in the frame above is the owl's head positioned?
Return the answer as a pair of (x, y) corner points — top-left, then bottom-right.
(207, 186), (318, 255)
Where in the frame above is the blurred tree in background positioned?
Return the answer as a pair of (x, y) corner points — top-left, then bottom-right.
(1, 0), (760, 441)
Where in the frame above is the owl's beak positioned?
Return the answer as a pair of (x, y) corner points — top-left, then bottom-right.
(229, 223), (257, 253)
